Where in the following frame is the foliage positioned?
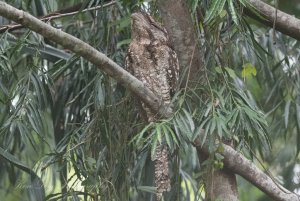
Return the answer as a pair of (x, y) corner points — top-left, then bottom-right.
(0, 0), (300, 201)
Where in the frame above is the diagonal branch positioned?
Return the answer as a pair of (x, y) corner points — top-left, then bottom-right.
(0, 2), (299, 201)
(0, 2), (172, 118)
(246, 0), (300, 41)
(0, 1), (116, 33)
(194, 139), (300, 201)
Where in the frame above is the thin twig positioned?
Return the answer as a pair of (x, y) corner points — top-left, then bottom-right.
(272, 0), (278, 44)
(42, 1), (116, 21)
(0, 1), (116, 32)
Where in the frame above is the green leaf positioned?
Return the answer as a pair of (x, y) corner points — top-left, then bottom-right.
(215, 152), (224, 160)
(216, 117), (223, 138)
(115, 16), (131, 32)
(215, 66), (222, 73)
(151, 136), (158, 160)
(183, 108), (195, 133)
(284, 99), (291, 128)
(130, 122), (153, 145)
(296, 103), (300, 155)
(191, 0), (200, 13)
(167, 125), (179, 146)
(0, 147), (45, 200)
(224, 67), (237, 79)
(192, 126), (204, 141)
(209, 117), (217, 135)
(204, 102), (213, 117)
(228, 0), (238, 25)
(137, 186), (156, 193)
(163, 125), (173, 150)
(86, 157), (96, 167)
(175, 113), (191, 141)
(242, 63), (257, 78)
(204, 0), (226, 23)
(32, 72), (50, 108)
(155, 124), (162, 143)
(117, 39), (131, 48)
(201, 121), (211, 146)
(217, 143), (225, 153)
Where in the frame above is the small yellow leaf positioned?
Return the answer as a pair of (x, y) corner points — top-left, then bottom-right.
(242, 63), (257, 78)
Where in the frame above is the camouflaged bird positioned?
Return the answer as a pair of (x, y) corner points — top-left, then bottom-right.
(125, 12), (179, 201)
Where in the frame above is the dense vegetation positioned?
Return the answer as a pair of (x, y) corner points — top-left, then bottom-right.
(0, 0), (299, 200)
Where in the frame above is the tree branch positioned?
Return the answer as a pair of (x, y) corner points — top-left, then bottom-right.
(246, 0), (300, 41)
(0, 2), (299, 200)
(0, 1), (116, 33)
(0, 2), (172, 118)
(194, 139), (300, 201)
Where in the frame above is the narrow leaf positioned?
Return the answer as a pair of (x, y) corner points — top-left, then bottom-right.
(0, 147), (45, 200)
(284, 99), (291, 128)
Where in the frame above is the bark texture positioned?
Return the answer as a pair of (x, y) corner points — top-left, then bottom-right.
(205, 169), (239, 201)
(125, 12), (179, 200)
(157, 1), (239, 200)
(157, 0), (205, 86)
(154, 144), (171, 200)
(247, 0), (300, 41)
(195, 139), (300, 201)
(0, 2), (299, 200)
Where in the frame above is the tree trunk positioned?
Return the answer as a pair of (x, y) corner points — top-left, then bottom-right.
(157, 0), (205, 86)
(205, 169), (239, 201)
(157, 1), (239, 200)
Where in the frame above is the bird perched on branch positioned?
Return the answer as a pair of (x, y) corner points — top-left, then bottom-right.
(125, 12), (179, 201)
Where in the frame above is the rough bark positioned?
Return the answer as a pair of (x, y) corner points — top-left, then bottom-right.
(157, 0), (205, 87)
(157, 1), (239, 200)
(154, 144), (171, 201)
(194, 139), (300, 201)
(246, 0), (300, 41)
(0, 2), (299, 200)
(204, 169), (239, 201)
(126, 12), (178, 200)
